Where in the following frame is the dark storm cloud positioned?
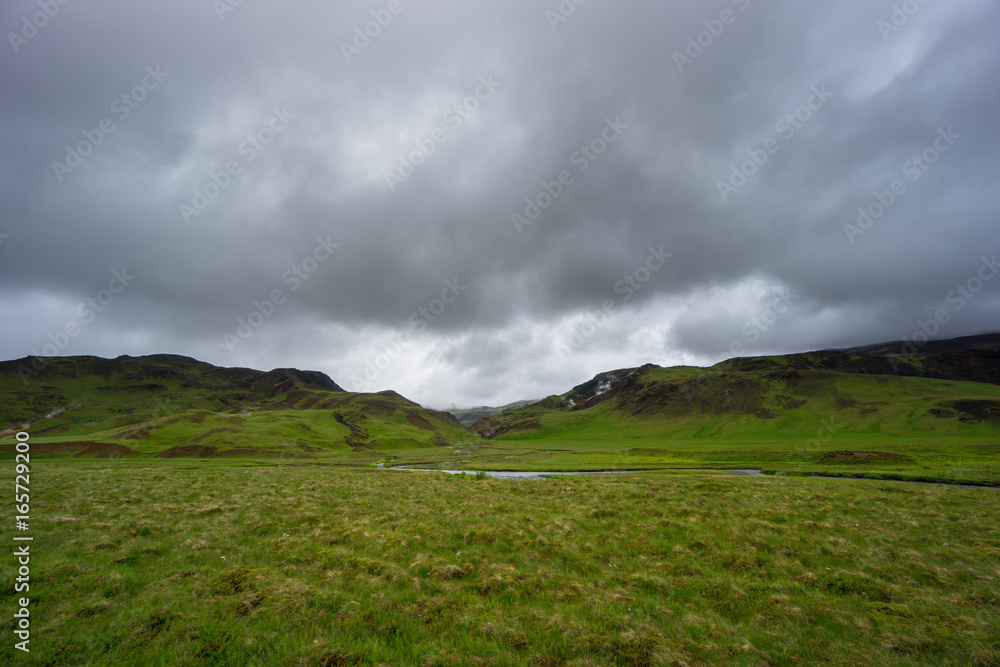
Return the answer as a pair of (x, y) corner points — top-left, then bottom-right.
(1, 0), (997, 406)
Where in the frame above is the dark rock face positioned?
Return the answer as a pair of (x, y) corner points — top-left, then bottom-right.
(944, 399), (1000, 424)
(472, 414), (542, 440)
(279, 369), (344, 392)
(248, 368), (344, 397)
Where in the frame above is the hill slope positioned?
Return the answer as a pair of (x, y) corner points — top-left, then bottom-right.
(465, 337), (1000, 482)
(473, 343), (1000, 442)
(0, 354), (474, 458)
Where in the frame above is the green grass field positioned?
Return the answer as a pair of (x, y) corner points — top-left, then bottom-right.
(3, 462), (999, 665)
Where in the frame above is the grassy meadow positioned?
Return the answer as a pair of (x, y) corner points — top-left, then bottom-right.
(3, 462), (999, 666)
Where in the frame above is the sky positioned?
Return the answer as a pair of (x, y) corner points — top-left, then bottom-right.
(1, 0), (998, 409)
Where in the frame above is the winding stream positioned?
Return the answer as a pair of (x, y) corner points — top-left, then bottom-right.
(381, 465), (996, 488)
(386, 466), (639, 481)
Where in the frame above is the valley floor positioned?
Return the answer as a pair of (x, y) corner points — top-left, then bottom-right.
(2, 462), (999, 665)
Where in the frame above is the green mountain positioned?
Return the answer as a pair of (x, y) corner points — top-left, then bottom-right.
(0, 354), (474, 459)
(472, 334), (1000, 448)
(3, 335), (998, 478)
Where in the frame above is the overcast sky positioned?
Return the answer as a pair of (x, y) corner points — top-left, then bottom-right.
(1, 0), (998, 409)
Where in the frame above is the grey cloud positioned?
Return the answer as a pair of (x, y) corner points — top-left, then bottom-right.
(1, 0), (997, 406)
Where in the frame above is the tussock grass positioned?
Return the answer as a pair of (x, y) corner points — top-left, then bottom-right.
(2, 464), (999, 665)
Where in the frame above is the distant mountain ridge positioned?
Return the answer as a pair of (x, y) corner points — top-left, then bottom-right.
(0, 353), (472, 458)
(3, 353), (345, 394)
(833, 332), (1000, 357)
(450, 399), (541, 427)
(472, 333), (1000, 441)
(3, 333), (998, 459)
